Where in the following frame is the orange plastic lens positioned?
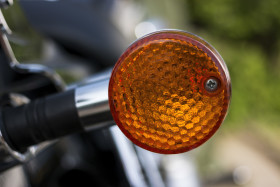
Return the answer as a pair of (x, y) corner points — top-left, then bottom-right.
(109, 31), (231, 154)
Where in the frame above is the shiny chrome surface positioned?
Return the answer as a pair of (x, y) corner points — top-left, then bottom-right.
(0, 12), (15, 63)
(14, 63), (65, 92)
(0, 0), (13, 9)
(110, 126), (148, 187)
(0, 10), (11, 34)
(205, 78), (219, 92)
(135, 147), (165, 187)
(75, 71), (113, 129)
(163, 154), (200, 187)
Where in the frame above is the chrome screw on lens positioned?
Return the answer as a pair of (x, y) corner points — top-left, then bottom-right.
(205, 78), (219, 92)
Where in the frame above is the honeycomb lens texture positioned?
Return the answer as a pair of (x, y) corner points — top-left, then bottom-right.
(109, 31), (231, 154)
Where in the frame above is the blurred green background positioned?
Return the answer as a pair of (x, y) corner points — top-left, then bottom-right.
(2, 0), (280, 186)
(187, 0), (280, 128)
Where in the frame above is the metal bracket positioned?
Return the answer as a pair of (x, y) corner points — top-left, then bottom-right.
(0, 5), (64, 168)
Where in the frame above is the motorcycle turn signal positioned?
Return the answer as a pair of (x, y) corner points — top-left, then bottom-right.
(0, 30), (231, 155)
(108, 30), (231, 154)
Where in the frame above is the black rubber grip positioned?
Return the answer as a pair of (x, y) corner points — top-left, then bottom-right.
(0, 89), (83, 151)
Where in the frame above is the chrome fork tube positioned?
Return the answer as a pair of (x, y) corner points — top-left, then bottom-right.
(74, 70), (114, 130)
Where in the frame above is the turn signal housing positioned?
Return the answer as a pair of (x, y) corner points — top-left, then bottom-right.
(109, 30), (231, 154)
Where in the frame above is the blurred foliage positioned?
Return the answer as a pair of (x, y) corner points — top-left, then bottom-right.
(186, 0), (280, 127)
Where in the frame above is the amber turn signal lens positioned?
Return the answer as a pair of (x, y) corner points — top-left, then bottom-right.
(109, 30), (231, 154)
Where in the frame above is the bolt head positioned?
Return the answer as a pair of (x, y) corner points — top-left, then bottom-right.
(204, 78), (219, 92)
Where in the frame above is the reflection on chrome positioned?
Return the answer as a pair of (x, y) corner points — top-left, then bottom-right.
(75, 76), (113, 130)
